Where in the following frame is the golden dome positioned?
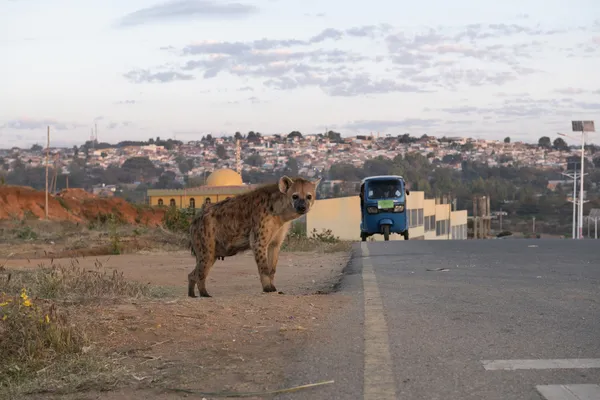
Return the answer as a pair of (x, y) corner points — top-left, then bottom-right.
(205, 168), (243, 187)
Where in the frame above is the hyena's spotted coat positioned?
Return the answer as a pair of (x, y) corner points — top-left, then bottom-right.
(187, 175), (321, 298)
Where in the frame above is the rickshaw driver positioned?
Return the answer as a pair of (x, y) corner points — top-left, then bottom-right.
(381, 182), (401, 199)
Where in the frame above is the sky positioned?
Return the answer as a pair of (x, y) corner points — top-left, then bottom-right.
(1, 0), (599, 148)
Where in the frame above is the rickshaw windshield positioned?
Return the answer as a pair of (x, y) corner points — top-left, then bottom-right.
(366, 179), (403, 200)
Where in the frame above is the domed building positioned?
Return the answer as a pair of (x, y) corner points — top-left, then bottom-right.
(147, 168), (257, 209)
(205, 168), (243, 187)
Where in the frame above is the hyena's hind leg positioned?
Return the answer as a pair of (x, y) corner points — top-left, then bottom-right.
(188, 255), (216, 297)
(187, 224), (217, 298)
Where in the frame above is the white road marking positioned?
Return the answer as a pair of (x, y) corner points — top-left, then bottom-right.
(536, 384), (600, 400)
(361, 242), (397, 400)
(481, 359), (600, 371)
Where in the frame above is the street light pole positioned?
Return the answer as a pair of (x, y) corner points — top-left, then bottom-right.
(579, 129), (585, 239)
(561, 169), (577, 239)
(573, 169), (577, 239)
(567, 121), (595, 239)
(560, 121), (595, 239)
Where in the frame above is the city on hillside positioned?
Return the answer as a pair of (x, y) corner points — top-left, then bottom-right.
(1, 130), (599, 238)
(1, 131), (597, 186)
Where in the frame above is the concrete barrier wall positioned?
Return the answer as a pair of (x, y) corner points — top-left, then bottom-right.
(307, 196), (362, 241)
(306, 193), (470, 241)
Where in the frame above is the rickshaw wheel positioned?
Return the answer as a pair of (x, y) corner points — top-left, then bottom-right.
(361, 232), (367, 241)
(403, 230), (409, 240)
(383, 225), (390, 241)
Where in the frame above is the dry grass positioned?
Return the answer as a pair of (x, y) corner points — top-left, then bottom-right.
(0, 257), (173, 398)
(1, 218), (354, 260)
(0, 288), (87, 377)
(281, 227), (353, 253)
(0, 219), (190, 259)
(281, 236), (353, 253)
(0, 260), (169, 304)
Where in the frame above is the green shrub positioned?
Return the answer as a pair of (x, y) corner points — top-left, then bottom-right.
(163, 207), (197, 233)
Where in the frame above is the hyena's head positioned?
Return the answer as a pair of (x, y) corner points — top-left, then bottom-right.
(278, 175), (321, 215)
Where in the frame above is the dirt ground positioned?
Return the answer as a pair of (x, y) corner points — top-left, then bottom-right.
(2, 249), (353, 399)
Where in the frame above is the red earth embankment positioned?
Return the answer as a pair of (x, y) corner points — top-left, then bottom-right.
(0, 185), (165, 226)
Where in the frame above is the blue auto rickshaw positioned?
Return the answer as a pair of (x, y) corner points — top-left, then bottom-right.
(359, 175), (410, 241)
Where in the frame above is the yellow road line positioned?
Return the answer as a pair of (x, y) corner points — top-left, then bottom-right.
(361, 242), (398, 400)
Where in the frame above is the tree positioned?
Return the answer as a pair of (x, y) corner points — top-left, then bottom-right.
(155, 171), (182, 189)
(285, 157), (299, 175)
(186, 175), (206, 187)
(287, 131), (303, 139)
(121, 156), (160, 182)
(216, 145), (228, 159)
(398, 134), (415, 144)
(504, 137), (510, 143)
(538, 136), (552, 148)
(178, 158), (195, 174)
(245, 154), (264, 167)
(553, 137), (569, 152)
(326, 130), (342, 142)
(442, 154), (461, 164)
(461, 142), (475, 152)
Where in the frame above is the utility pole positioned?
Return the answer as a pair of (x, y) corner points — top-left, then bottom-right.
(532, 216), (536, 234)
(499, 207), (503, 231)
(590, 209), (600, 239)
(45, 126), (50, 220)
(561, 169), (578, 239)
(563, 120), (595, 239)
(579, 129), (585, 239)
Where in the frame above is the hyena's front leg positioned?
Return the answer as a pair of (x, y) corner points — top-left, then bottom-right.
(250, 229), (276, 293)
(267, 223), (289, 290)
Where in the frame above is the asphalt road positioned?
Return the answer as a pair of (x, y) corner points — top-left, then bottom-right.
(277, 239), (600, 400)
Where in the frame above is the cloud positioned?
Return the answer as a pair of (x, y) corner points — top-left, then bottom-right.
(115, 100), (137, 105)
(227, 96), (264, 105)
(379, 23), (566, 89)
(264, 73), (429, 96)
(0, 118), (82, 131)
(115, 0), (258, 28)
(435, 96), (589, 119)
(309, 28), (346, 43)
(123, 68), (194, 83)
(125, 21), (579, 95)
(574, 101), (600, 110)
(554, 87), (600, 95)
(106, 121), (134, 129)
(304, 12), (326, 18)
(342, 118), (441, 132)
(452, 23), (566, 41)
(145, 24), (426, 95)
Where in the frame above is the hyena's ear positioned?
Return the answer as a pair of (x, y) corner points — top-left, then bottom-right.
(312, 177), (322, 189)
(278, 175), (294, 194)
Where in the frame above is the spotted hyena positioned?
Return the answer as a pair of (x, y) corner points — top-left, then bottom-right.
(187, 175), (321, 298)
